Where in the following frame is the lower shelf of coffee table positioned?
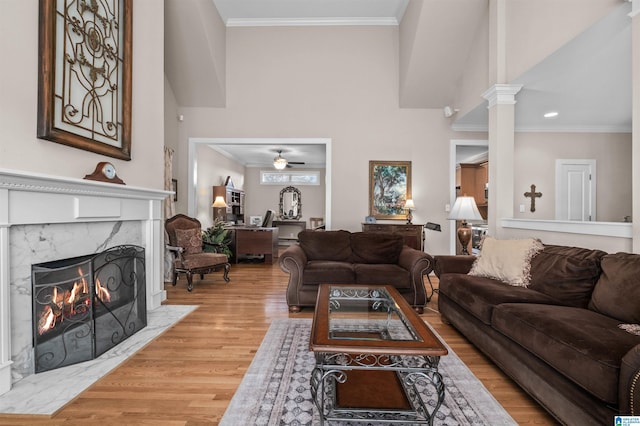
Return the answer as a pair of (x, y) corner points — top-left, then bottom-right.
(335, 369), (411, 410)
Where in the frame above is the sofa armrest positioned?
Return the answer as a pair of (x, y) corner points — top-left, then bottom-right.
(398, 247), (434, 307)
(433, 255), (475, 277)
(620, 343), (640, 415)
(279, 244), (308, 308)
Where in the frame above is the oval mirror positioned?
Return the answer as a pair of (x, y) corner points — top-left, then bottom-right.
(279, 186), (302, 220)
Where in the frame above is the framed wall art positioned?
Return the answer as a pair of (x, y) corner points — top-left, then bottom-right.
(369, 161), (412, 220)
(37, 0), (133, 160)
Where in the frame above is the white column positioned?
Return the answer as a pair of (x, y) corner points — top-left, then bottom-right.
(630, 0), (640, 253)
(482, 84), (522, 239)
(0, 188), (12, 395)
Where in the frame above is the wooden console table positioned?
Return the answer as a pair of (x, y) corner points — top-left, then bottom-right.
(229, 227), (279, 264)
(361, 223), (424, 251)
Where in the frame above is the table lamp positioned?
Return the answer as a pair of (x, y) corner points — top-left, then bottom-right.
(404, 199), (415, 224)
(448, 196), (483, 255)
(212, 196), (228, 222)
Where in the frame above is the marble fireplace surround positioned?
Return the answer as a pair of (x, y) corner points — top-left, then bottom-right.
(0, 168), (170, 396)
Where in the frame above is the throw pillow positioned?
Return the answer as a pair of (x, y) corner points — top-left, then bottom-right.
(350, 232), (404, 264)
(528, 245), (607, 309)
(588, 252), (640, 324)
(175, 228), (203, 255)
(298, 230), (352, 261)
(469, 236), (544, 287)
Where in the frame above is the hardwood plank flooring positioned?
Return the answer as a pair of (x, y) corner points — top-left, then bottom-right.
(0, 259), (559, 425)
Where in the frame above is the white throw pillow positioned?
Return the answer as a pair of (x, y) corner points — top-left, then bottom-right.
(468, 236), (543, 287)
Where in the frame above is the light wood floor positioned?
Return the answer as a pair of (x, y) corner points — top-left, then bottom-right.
(0, 258), (559, 425)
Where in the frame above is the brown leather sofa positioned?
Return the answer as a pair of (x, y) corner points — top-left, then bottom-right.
(434, 245), (640, 425)
(279, 230), (433, 313)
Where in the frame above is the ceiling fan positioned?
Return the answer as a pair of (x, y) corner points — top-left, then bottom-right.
(273, 150), (305, 169)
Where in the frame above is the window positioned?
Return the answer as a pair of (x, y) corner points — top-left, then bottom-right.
(260, 171), (320, 185)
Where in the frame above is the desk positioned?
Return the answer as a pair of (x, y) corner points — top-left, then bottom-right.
(229, 227), (279, 264)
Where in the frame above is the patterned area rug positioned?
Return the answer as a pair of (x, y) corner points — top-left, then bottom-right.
(220, 318), (516, 425)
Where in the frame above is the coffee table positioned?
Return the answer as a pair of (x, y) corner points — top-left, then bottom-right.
(310, 284), (448, 425)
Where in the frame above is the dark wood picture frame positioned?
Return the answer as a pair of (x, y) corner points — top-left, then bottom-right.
(37, 0), (133, 160)
(369, 161), (412, 220)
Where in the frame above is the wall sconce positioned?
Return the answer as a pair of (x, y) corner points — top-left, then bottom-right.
(448, 196), (482, 255)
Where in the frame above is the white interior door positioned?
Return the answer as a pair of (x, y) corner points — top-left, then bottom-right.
(555, 160), (596, 221)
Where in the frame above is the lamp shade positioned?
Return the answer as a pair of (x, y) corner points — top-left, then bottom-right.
(404, 199), (415, 210)
(212, 196), (228, 208)
(448, 196), (482, 221)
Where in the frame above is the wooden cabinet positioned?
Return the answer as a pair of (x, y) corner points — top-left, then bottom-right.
(213, 185), (245, 224)
(229, 227), (279, 264)
(361, 223), (424, 251)
(459, 161), (488, 220)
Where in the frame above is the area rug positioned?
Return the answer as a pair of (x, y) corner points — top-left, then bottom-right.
(221, 318), (516, 425)
(0, 304), (196, 415)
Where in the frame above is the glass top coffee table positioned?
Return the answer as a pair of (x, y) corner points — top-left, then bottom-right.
(310, 284), (448, 425)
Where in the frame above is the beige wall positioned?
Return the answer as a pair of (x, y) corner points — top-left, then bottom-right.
(243, 168), (326, 229)
(195, 145), (245, 229)
(513, 132), (632, 222)
(0, 1), (165, 189)
(173, 25), (485, 255)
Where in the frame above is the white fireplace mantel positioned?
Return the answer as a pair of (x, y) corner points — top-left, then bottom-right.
(0, 168), (171, 395)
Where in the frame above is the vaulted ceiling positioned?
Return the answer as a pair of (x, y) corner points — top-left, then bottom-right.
(164, 0), (632, 167)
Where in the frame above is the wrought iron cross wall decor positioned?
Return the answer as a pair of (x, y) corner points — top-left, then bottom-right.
(524, 184), (542, 212)
(37, 0), (133, 160)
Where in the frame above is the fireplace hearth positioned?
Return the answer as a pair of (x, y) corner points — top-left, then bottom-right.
(31, 245), (147, 373)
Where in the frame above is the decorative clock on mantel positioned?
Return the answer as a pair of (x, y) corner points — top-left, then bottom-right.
(84, 162), (125, 185)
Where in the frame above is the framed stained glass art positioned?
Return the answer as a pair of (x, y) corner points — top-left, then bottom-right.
(37, 0), (133, 160)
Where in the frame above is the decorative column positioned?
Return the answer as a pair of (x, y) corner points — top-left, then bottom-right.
(482, 86), (522, 239)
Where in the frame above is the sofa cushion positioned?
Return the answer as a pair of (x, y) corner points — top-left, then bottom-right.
(354, 264), (411, 289)
(175, 228), (203, 254)
(492, 303), (640, 404)
(350, 232), (404, 264)
(589, 252), (640, 323)
(529, 245), (607, 308)
(302, 261), (355, 285)
(438, 273), (560, 324)
(469, 237), (543, 287)
(298, 230), (352, 262)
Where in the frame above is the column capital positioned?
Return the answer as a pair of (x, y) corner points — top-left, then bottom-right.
(482, 84), (523, 108)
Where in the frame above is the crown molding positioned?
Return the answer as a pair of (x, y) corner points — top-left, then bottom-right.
(482, 84), (523, 108)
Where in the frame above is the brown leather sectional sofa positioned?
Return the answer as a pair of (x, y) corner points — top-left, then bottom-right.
(279, 230), (433, 313)
(434, 245), (640, 425)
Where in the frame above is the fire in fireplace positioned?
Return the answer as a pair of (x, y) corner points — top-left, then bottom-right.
(31, 245), (147, 373)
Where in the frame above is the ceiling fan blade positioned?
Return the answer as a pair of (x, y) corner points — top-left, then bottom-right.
(288, 161), (305, 165)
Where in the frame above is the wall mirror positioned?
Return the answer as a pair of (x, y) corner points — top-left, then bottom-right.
(279, 186), (302, 220)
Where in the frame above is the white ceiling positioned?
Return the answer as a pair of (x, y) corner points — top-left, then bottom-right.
(165, 0), (632, 168)
(210, 142), (327, 168)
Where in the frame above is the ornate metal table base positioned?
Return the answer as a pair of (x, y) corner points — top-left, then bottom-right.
(310, 353), (445, 425)
(310, 285), (448, 426)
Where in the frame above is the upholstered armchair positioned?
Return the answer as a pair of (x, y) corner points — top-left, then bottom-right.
(165, 214), (230, 291)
